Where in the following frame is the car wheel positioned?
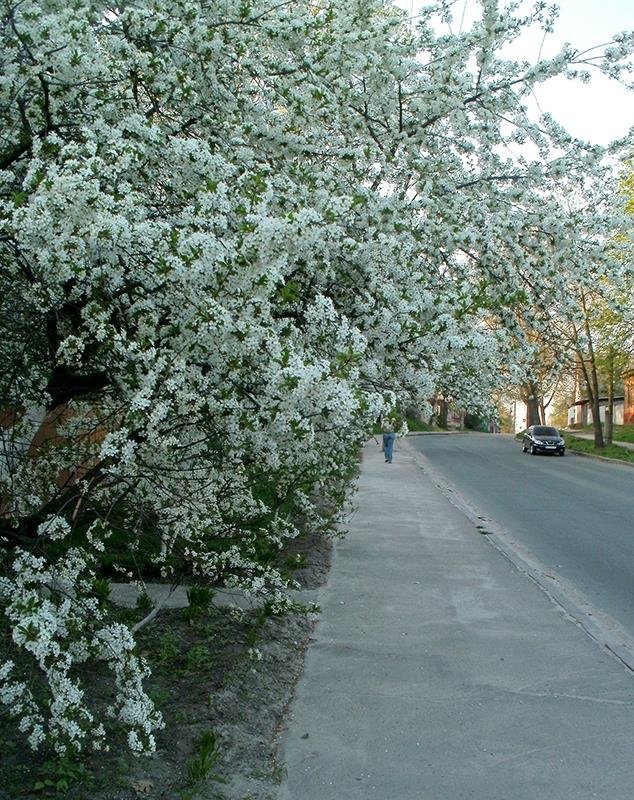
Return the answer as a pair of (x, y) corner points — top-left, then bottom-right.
(530, 444), (536, 455)
(558, 450), (565, 457)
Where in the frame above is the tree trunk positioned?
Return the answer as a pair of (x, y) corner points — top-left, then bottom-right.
(438, 398), (448, 429)
(589, 386), (603, 448)
(521, 381), (542, 428)
(580, 294), (605, 449)
(605, 349), (615, 446)
(526, 395), (541, 427)
(577, 356), (604, 448)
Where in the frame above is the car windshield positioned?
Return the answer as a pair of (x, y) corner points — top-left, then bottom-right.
(533, 426), (559, 436)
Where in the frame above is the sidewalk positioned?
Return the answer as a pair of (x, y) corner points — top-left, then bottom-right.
(278, 440), (634, 800)
(566, 431), (634, 451)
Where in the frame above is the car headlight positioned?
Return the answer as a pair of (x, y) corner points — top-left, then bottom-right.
(534, 439), (543, 445)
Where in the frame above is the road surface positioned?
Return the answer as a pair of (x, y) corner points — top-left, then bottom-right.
(407, 432), (634, 639)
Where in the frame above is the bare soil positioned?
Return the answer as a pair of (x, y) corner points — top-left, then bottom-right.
(0, 531), (333, 800)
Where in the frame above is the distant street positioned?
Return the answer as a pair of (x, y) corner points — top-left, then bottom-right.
(407, 433), (634, 638)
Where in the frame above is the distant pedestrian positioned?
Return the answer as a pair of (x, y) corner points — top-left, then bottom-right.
(382, 420), (397, 463)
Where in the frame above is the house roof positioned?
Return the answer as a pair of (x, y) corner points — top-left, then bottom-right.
(570, 397), (624, 407)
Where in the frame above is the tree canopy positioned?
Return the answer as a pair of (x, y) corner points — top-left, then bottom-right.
(1, 0), (632, 755)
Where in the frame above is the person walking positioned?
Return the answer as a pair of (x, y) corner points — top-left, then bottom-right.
(382, 420), (397, 464)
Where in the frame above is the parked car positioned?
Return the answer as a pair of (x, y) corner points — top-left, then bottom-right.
(522, 425), (565, 456)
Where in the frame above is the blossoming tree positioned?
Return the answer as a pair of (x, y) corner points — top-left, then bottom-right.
(1, 0), (632, 755)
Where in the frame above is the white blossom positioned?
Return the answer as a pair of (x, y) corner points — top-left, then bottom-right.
(1, 0), (632, 757)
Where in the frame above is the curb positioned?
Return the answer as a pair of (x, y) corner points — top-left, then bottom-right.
(405, 430), (481, 437)
(566, 448), (634, 467)
(565, 437), (634, 468)
(401, 439), (634, 672)
(109, 582), (319, 611)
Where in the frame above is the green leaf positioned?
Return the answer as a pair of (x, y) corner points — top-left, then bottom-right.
(11, 191), (28, 207)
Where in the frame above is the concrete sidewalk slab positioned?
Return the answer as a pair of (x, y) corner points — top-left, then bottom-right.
(278, 440), (634, 800)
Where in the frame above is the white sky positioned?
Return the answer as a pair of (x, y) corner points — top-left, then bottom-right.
(393, 0), (634, 145)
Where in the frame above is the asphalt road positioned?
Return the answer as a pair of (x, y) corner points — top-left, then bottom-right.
(407, 432), (634, 638)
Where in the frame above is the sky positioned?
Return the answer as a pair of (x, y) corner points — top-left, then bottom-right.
(393, 0), (634, 145)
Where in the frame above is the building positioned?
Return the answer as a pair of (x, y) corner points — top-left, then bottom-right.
(567, 396), (625, 427)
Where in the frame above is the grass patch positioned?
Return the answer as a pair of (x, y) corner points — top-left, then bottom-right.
(371, 418), (438, 435)
(570, 423), (634, 443)
(179, 729), (225, 800)
(565, 435), (634, 464)
(405, 417), (436, 432)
